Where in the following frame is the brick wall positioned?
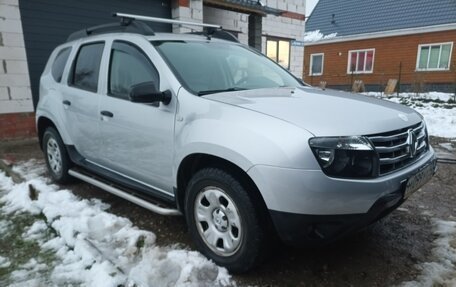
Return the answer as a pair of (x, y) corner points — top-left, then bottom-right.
(304, 30), (456, 92)
(0, 112), (35, 139)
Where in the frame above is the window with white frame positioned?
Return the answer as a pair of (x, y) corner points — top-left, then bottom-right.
(309, 53), (324, 76)
(416, 42), (453, 71)
(347, 49), (375, 74)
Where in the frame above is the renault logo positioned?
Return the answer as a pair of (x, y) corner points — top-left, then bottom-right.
(398, 113), (409, 122)
(406, 129), (418, 158)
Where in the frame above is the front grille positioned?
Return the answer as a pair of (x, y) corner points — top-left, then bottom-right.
(367, 122), (428, 175)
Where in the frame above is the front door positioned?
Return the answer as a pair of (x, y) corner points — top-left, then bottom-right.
(97, 40), (176, 195)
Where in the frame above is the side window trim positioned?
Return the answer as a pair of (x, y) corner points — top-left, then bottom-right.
(107, 40), (160, 100)
(68, 41), (105, 93)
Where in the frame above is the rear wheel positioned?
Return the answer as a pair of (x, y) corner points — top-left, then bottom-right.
(185, 167), (266, 273)
(43, 127), (72, 183)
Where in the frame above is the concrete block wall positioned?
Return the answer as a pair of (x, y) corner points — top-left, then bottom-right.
(203, 1), (305, 78)
(172, 0), (204, 33)
(0, 0), (35, 139)
(262, 0), (305, 78)
(203, 6), (249, 45)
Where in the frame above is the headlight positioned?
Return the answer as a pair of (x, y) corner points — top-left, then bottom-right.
(309, 136), (378, 178)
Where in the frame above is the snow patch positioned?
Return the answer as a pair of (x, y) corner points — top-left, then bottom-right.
(9, 258), (49, 286)
(304, 30), (337, 43)
(23, 220), (48, 243)
(0, 165), (233, 287)
(439, 143), (455, 152)
(0, 256), (11, 268)
(0, 171), (14, 192)
(421, 211), (434, 217)
(400, 220), (456, 287)
(414, 106), (456, 139)
(364, 92), (456, 138)
(0, 219), (10, 235)
(12, 159), (47, 181)
(397, 207), (409, 213)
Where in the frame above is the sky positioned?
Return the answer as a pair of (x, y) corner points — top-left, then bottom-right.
(306, 0), (319, 17)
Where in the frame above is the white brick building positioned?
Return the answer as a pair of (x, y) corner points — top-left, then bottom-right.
(1, 0), (305, 139)
(173, 0), (305, 77)
(0, 0), (35, 138)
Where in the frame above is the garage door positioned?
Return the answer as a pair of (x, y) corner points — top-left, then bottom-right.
(19, 0), (172, 107)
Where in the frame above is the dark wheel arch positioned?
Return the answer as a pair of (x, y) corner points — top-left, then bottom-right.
(176, 153), (273, 228)
(37, 116), (58, 150)
(185, 167), (267, 272)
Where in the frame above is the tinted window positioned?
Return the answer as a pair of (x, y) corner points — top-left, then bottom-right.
(109, 41), (159, 100)
(51, 47), (71, 82)
(71, 42), (104, 92)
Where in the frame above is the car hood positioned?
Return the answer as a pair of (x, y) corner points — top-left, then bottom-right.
(204, 86), (423, 136)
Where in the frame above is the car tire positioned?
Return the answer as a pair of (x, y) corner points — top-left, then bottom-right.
(185, 167), (266, 273)
(43, 127), (72, 184)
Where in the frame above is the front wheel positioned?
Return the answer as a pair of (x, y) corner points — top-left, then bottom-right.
(185, 168), (266, 273)
(42, 127), (72, 183)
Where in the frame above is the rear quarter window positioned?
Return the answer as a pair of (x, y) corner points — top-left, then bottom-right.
(51, 47), (71, 82)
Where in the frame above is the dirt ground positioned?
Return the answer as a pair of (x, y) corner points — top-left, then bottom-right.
(1, 137), (455, 287)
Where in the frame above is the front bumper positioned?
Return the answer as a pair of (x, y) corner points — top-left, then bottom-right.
(269, 189), (404, 245)
(247, 148), (436, 245)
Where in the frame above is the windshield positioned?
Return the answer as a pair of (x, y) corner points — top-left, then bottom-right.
(153, 41), (302, 95)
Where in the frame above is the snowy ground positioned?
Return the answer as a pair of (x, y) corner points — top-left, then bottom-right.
(1, 95), (456, 286)
(364, 92), (456, 138)
(0, 161), (232, 287)
(1, 158), (456, 286)
(400, 220), (456, 287)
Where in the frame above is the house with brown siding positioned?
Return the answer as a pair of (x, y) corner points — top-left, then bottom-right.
(304, 0), (456, 93)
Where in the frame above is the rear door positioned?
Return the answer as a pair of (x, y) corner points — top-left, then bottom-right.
(97, 39), (176, 194)
(60, 41), (105, 161)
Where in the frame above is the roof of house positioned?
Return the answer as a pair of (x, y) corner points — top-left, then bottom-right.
(306, 0), (456, 37)
(204, 0), (283, 16)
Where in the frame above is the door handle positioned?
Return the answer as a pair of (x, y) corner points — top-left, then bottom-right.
(100, 110), (114, 118)
(62, 100), (71, 110)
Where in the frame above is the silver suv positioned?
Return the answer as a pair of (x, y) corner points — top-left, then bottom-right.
(36, 14), (436, 272)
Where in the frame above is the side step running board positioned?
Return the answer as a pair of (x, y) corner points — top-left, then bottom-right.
(68, 169), (181, 216)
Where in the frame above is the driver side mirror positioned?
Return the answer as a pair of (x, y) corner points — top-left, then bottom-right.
(129, 82), (172, 105)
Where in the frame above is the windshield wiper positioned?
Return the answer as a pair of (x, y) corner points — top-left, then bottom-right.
(197, 87), (247, 96)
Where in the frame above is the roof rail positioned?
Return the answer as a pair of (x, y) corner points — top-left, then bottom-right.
(67, 12), (238, 43)
(188, 30), (239, 43)
(67, 20), (154, 42)
(113, 13), (240, 42)
(113, 12), (222, 29)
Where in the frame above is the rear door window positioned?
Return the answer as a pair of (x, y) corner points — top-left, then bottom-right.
(70, 42), (104, 92)
(51, 47), (71, 82)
